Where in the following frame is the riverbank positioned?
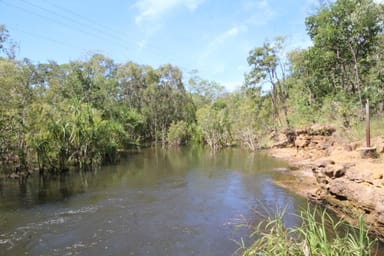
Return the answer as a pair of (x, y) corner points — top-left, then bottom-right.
(268, 126), (384, 239)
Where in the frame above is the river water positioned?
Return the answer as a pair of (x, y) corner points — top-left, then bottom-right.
(0, 146), (307, 255)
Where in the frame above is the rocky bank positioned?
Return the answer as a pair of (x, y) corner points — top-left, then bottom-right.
(269, 125), (384, 239)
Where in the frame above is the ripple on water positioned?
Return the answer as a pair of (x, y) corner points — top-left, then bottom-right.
(55, 205), (99, 217)
(0, 205), (100, 252)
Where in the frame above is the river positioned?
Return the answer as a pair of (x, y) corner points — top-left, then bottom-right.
(0, 146), (308, 255)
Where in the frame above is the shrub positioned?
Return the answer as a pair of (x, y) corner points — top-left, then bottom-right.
(166, 120), (188, 146)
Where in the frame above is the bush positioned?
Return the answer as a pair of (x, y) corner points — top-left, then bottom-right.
(166, 120), (188, 146)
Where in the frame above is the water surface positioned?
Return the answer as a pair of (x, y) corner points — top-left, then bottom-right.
(0, 146), (307, 255)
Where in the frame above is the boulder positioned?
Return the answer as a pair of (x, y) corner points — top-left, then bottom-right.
(321, 165), (346, 179)
(357, 147), (378, 159)
(309, 124), (336, 136)
(295, 134), (310, 148)
(373, 137), (384, 153)
(314, 159), (335, 168)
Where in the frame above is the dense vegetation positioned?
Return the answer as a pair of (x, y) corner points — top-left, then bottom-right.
(0, 0), (383, 174)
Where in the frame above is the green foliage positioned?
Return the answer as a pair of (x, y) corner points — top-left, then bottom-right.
(286, 80), (319, 127)
(2, 1), (384, 173)
(304, 0), (383, 108)
(227, 89), (273, 150)
(245, 37), (290, 127)
(0, 58), (33, 171)
(167, 120), (188, 146)
(0, 26), (201, 173)
(0, 24), (17, 59)
(28, 99), (128, 171)
(187, 71), (225, 107)
(139, 64), (195, 146)
(241, 206), (376, 256)
(0, 27), (199, 173)
(188, 122), (205, 144)
(196, 102), (232, 150)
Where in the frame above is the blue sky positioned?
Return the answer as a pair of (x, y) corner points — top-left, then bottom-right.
(1, 0), (320, 90)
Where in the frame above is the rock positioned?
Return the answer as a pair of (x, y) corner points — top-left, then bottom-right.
(316, 174), (329, 185)
(272, 140), (290, 148)
(371, 172), (383, 180)
(269, 130), (384, 240)
(373, 137), (384, 153)
(328, 179), (348, 198)
(334, 166), (346, 178)
(295, 134), (310, 148)
(314, 159), (335, 168)
(319, 142), (333, 151)
(295, 128), (307, 135)
(283, 129), (296, 145)
(343, 144), (353, 151)
(309, 124), (336, 136)
(272, 131), (295, 148)
(323, 167), (335, 178)
(376, 204), (384, 225)
(328, 178), (382, 214)
(343, 162), (356, 169)
(357, 147), (378, 159)
(350, 142), (362, 151)
(321, 165), (346, 179)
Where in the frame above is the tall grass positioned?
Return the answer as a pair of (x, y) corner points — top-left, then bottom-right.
(347, 117), (384, 142)
(241, 206), (377, 256)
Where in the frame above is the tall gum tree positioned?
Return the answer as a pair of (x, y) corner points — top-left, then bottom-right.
(245, 36), (290, 127)
(305, 0), (383, 111)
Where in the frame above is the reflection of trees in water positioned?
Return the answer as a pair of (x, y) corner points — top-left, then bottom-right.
(17, 181), (27, 197)
(0, 181), (3, 197)
(0, 147), (294, 212)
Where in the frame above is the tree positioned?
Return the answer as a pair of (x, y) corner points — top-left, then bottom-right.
(196, 98), (232, 151)
(167, 120), (188, 146)
(0, 58), (33, 170)
(0, 25), (17, 59)
(305, 0), (383, 110)
(245, 37), (290, 127)
(142, 64), (195, 147)
(187, 71), (225, 107)
(116, 62), (149, 111)
(227, 88), (273, 150)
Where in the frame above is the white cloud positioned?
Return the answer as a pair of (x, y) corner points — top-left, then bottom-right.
(242, 0), (276, 26)
(194, 25), (248, 86)
(196, 25), (247, 66)
(210, 25), (248, 48)
(134, 0), (205, 24)
(137, 39), (147, 50)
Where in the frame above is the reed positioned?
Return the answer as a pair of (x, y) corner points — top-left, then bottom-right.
(241, 206), (376, 256)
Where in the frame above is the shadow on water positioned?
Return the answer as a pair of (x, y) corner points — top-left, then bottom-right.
(0, 146), (381, 255)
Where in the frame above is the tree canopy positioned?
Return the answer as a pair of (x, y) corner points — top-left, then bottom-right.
(1, 0), (384, 174)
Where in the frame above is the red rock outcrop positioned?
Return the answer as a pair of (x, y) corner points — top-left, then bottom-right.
(270, 126), (384, 240)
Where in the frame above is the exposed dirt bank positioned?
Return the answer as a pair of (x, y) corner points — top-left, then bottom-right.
(268, 126), (384, 239)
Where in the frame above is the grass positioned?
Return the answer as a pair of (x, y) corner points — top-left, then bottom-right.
(239, 206), (377, 256)
(347, 117), (384, 142)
